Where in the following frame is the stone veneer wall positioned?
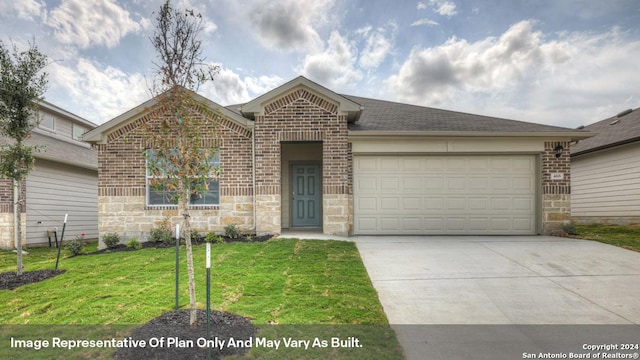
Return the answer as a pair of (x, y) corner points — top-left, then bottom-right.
(96, 104), (254, 244)
(254, 88), (351, 236)
(542, 141), (571, 233)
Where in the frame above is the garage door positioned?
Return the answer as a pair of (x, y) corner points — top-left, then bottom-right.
(353, 155), (537, 235)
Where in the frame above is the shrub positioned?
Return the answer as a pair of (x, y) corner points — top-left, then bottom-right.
(562, 223), (578, 236)
(224, 223), (240, 239)
(191, 229), (203, 243)
(102, 233), (121, 249)
(244, 234), (253, 242)
(64, 238), (84, 256)
(126, 238), (142, 250)
(204, 232), (224, 244)
(150, 218), (173, 244)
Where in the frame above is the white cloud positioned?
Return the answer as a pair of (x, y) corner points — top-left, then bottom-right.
(199, 65), (284, 105)
(300, 31), (362, 89)
(422, 0), (457, 17)
(245, 0), (335, 52)
(47, 58), (148, 124)
(386, 20), (640, 127)
(411, 18), (439, 27)
(47, 0), (142, 49)
(0, 0), (44, 20)
(358, 26), (394, 69)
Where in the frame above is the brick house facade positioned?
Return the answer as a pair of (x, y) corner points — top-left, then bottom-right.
(84, 76), (591, 242)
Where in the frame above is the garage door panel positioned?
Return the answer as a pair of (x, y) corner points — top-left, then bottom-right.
(380, 217), (400, 232)
(354, 155), (537, 235)
(469, 197), (489, 211)
(447, 177), (467, 191)
(425, 197), (445, 211)
(380, 177), (400, 192)
(380, 197), (400, 210)
(402, 197), (422, 211)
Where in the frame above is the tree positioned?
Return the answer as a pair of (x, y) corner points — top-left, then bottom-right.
(146, 0), (220, 327)
(0, 40), (48, 275)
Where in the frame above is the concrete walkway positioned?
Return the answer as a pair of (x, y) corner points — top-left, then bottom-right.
(353, 236), (640, 359)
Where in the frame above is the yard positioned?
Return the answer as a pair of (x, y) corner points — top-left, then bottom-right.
(0, 238), (403, 359)
(575, 224), (640, 252)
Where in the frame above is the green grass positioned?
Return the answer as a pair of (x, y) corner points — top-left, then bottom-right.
(575, 224), (640, 252)
(0, 239), (403, 359)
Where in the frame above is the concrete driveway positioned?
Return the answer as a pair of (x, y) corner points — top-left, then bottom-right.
(354, 236), (640, 358)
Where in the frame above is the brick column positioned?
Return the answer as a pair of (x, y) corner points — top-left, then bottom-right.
(542, 141), (571, 233)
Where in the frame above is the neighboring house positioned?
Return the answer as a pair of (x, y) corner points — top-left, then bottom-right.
(571, 107), (640, 225)
(83, 76), (591, 240)
(0, 100), (98, 249)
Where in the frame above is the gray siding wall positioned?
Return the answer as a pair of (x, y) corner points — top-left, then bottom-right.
(26, 159), (98, 244)
(571, 142), (640, 222)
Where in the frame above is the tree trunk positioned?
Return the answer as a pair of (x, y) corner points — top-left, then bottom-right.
(15, 178), (23, 276)
(179, 182), (197, 327)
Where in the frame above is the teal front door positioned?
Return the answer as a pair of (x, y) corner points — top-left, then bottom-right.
(291, 164), (321, 227)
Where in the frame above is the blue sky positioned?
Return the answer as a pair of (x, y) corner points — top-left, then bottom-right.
(1, 0), (639, 128)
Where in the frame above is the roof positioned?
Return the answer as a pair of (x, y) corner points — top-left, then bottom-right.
(83, 87), (253, 144)
(571, 107), (640, 156)
(344, 95), (591, 138)
(90, 77), (593, 143)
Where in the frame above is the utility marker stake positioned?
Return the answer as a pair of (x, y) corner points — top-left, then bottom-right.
(175, 224), (180, 310)
(206, 242), (211, 360)
(54, 214), (68, 270)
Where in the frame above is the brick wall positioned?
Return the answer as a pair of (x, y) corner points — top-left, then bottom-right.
(96, 103), (254, 242)
(542, 141), (571, 233)
(254, 87), (351, 235)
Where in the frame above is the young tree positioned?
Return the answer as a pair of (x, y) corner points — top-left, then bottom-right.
(0, 40), (48, 275)
(146, 0), (220, 326)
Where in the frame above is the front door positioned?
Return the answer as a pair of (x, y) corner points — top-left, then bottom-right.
(291, 164), (321, 227)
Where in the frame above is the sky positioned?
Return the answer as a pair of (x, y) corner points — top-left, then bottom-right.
(0, 0), (639, 129)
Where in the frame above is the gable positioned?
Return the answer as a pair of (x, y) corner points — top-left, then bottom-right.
(83, 89), (253, 145)
(241, 76), (361, 122)
(264, 87), (338, 115)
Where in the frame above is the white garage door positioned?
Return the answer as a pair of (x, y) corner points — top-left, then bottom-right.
(353, 155), (537, 235)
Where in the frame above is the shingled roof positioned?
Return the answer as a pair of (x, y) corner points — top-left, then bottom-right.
(343, 95), (583, 134)
(571, 107), (640, 156)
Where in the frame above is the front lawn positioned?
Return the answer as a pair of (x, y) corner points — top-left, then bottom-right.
(0, 238), (403, 359)
(575, 224), (640, 252)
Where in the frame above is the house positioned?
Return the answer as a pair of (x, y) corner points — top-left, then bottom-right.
(0, 100), (98, 249)
(83, 76), (592, 240)
(571, 107), (640, 225)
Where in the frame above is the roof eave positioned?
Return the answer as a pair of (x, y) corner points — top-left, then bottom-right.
(348, 130), (596, 139)
(571, 136), (640, 157)
(83, 90), (253, 144)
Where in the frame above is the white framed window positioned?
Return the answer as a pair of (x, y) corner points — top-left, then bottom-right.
(73, 124), (88, 140)
(38, 115), (55, 131)
(146, 150), (220, 206)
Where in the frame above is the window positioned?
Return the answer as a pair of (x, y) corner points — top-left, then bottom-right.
(39, 115), (55, 131)
(73, 124), (88, 140)
(146, 150), (220, 206)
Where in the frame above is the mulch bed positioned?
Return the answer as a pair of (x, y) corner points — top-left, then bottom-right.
(114, 309), (257, 360)
(88, 234), (273, 255)
(0, 269), (66, 290)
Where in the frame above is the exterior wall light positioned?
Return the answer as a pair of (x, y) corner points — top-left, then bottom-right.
(554, 144), (564, 158)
